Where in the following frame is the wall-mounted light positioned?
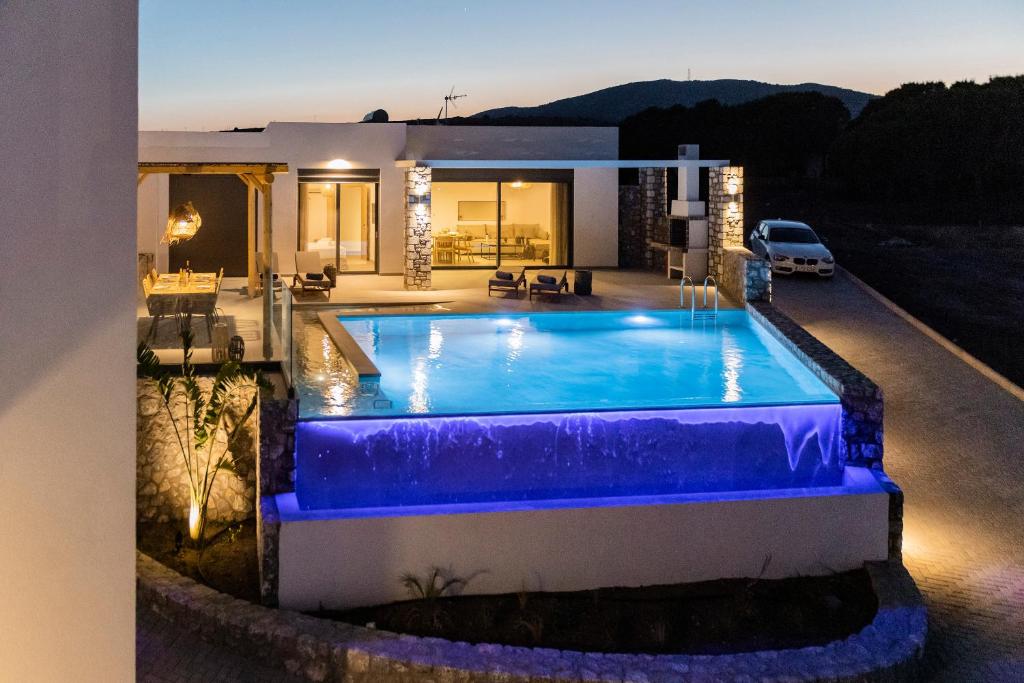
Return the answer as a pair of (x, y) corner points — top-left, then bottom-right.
(726, 178), (739, 195)
(161, 201), (202, 245)
(327, 158), (351, 169)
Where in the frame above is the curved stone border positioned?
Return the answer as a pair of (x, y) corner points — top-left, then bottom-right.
(138, 553), (926, 682)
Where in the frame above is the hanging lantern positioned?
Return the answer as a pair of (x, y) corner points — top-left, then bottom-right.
(162, 201), (202, 245)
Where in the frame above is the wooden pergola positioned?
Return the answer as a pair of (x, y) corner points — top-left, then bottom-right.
(138, 162), (288, 359)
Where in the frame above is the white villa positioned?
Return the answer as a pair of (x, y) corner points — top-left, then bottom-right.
(137, 122), (731, 292)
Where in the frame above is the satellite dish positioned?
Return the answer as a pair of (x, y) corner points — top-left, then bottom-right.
(360, 109), (389, 123)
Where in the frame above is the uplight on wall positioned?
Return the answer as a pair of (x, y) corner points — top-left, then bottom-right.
(327, 158), (351, 169)
(161, 201), (202, 245)
(726, 178), (740, 195)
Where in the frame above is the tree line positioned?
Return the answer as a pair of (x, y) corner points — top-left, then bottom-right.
(619, 76), (1024, 223)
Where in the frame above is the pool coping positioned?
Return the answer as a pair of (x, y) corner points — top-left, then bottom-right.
(137, 550), (926, 682)
(317, 311), (381, 380)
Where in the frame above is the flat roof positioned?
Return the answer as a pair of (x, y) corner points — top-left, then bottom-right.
(395, 159), (729, 169)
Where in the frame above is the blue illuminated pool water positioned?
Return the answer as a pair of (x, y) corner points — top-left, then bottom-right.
(299, 309), (838, 419)
(292, 309), (845, 512)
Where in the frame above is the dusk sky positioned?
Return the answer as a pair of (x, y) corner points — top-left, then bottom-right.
(139, 0), (1024, 131)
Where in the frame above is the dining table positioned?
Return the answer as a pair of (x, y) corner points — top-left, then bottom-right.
(148, 272), (220, 315)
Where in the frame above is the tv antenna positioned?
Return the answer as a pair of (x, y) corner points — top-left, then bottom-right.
(436, 86), (467, 124)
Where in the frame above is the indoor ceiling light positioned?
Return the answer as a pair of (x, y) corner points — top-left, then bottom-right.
(162, 201), (202, 245)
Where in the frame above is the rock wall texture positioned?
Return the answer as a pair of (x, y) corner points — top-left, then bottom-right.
(616, 185), (644, 268)
(638, 167), (668, 270)
(722, 245), (772, 304)
(708, 166), (744, 279)
(404, 167), (432, 290)
(747, 303), (885, 469)
(138, 551), (926, 683)
(136, 378), (258, 525)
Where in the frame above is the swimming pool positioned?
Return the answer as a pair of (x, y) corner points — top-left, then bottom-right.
(297, 309), (838, 419)
(274, 308), (890, 609)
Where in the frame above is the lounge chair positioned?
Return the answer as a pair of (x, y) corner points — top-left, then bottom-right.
(529, 271), (569, 300)
(292, 250), (333, 295)
(488, 267), (526, 297)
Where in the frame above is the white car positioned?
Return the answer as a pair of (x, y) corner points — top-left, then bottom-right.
(749, 220), (835, 277)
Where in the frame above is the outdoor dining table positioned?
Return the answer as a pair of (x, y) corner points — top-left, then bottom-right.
(149, 272), (219, 314)
(150, 272), (218, 295)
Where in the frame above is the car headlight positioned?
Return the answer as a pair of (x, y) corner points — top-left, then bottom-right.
(823, 255), (835, 264)
(772, 254), (788, 262)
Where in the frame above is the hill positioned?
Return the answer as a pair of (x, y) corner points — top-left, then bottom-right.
(472, 79), (874, 123)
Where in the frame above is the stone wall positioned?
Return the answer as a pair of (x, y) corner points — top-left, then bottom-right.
(138, 551), (926, 683)
(256, 395), (297, 606)
(617, 185), (644, 268)
(708, 166), (744, 279)
(638, 167), (668, 270)
(721, 246), (771, 304)
(137, 379), (258, 525)
(404, 167), (432, 290)
(746, 302), (884, 468)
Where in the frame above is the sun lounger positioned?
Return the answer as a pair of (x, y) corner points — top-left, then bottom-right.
(488, 267), (527, 297)
(528, 270), (569, 300)
(292, 251), (333, 295)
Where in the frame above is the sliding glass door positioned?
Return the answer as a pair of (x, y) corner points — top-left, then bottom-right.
(430, 171), (572, 269)
(298, 181), (378, 273)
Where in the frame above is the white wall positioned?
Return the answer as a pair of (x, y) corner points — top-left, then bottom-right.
(0, 1), (137, 679)
(137, 174), (170, 272)
(138, 124), (626, 276)
(573, 167), (620, 267)
(275, 468), (889, 610)
(405, 126), (619, 160)
(139, 123), (409, 275)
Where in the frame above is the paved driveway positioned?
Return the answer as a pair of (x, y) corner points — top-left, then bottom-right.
(772, 272), (1024, 682)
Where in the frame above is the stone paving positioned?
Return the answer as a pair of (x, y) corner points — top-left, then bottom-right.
(772, 272), (1024, 682)
(136, 601), (305, 682)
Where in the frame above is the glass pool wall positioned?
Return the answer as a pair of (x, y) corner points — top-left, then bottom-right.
(294, 403), (844, 512)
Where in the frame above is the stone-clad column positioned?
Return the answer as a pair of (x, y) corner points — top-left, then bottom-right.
(638, 167), (668, 269)
(708, 166), (744, 279)
(404, 167), (432, 290)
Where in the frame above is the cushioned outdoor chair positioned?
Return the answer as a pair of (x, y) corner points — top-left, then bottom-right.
(292, 250), (333, 296)
(528, 270), (570, 300)
(488, 267), (527, 298)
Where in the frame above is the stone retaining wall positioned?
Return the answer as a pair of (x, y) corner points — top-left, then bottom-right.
(137, 379), (258, 525)
(721, 246), (771, 304)
(747, 302), (885, 468)
(638, 167), (668, 270)
(617, 185), (644, 268)
(138, 551), (926, 683)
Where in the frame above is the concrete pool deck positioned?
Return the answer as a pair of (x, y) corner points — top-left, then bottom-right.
(772, 271), (1024, 681)
(139, 269), (735, 364)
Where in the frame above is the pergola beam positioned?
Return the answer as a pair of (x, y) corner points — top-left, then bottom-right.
(137, 162), (287, 176)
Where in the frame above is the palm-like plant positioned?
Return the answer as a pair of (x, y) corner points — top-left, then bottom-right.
(137, 327), (270, 545)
